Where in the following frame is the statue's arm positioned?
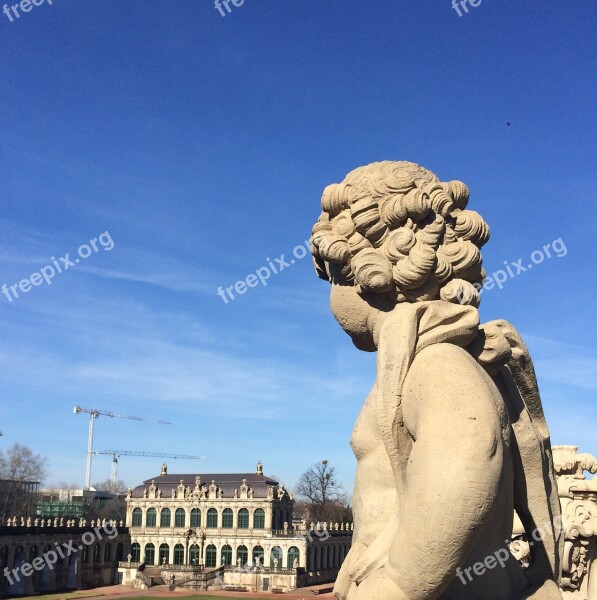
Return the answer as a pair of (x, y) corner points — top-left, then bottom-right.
(385, 343), (507, 598)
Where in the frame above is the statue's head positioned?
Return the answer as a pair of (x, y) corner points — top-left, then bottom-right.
(310, 161), (490, 350)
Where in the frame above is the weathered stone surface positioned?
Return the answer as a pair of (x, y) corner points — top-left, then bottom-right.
(554, 446), (597, 599)
(311, 161), (563, 600)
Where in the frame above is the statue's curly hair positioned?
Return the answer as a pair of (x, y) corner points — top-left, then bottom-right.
(311, 161), (489, 307)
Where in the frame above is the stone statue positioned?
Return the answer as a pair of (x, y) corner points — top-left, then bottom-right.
(310, 161), (563, 600)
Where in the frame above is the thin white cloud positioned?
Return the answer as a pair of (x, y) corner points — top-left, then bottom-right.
(523, 334), (597, 391)
(78, 264), (214, 294)
(0, 291), (364, 423)
(0, 219), (217, 295)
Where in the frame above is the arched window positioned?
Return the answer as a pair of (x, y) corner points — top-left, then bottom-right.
(175, 508), (186, 528)
(189, 544), (200, 567)
(0, 546), (9, 569)
(13, 547), (24, 568)
(236, 545), (248, 567)
(222, 508), (233, 529)
(146, 508), (157, 528)
(81, 544), (89, 564)
(206, 508), (218, 528)
(132, 508), (142, 527)
(252, 545), (264, 567)
(270, 546), (283, 568)
(144, 543), (155, 565)
(159, 543), (170, 565)
(93, 544), (100, 564)
(131, 543), (141, 563)
(221, 544), (232, 566)
(253, 508), (265, 529)
(104, 544), (112, 563)
(116, 543), (124, 562)
(190, 508), (201, 528)
(288, 546), (300, 568)
(238, 508), (249, 529)
(160, 508), (171, 528)
(205, 544), (217, 568)
(29, 546), (38, 562)
(173, 544), (185, 565)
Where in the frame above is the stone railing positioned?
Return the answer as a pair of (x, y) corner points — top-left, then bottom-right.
(269, 529), (311, 538)
(118, 561), (142, 569)
(0, 516), (124, 528)
(170, 564), (226, 589)
(135, 571), (154, 588)
(553, 445), (597, 599)
(301, 522), (354, 534)
(161, 564), (206, 572)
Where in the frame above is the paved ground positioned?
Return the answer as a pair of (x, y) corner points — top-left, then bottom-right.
(38, 584), (335, 600)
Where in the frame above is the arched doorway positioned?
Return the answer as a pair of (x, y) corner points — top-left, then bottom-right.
(158, 543), (169, 565)
(236, 545), (248, 567)
(189, 544), (200, 567)
(270, 546), (283, 568)
(252, 545), (264, 567)
(205, 544), (217, 568)
(131, 543), (141, 563)
(173, 544), (184, 565)
(221, 544), (232, 566)
(144, 544), (155, 565)
(288, 546), (300, 568)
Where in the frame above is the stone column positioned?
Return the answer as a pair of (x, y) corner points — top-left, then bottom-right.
(299, 544), (307, 570)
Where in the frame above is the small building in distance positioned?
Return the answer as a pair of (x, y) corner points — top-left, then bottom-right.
(0, 479), (40, 520)
(118, 462), (353, 593)
(36, 488), (122, 520)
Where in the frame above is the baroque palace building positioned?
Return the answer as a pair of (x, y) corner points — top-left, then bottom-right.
(118, 462), (353, 593)
(1, 451), (595, 596)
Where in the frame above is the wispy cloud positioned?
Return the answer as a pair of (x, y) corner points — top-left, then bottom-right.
(524, 334), (597, 391)
(78, 264), (214, 294)
(0, 290), (364, 423)
(0, 219), (217, 295)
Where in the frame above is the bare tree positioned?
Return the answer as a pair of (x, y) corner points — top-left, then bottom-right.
(90, 479), (128, 522)
(92, 478), (128, 494)
(0, 443), (47, 521)
(294, 460), (351, 523)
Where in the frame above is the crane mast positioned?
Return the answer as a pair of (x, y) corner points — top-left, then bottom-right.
(73, 405), (172, 489)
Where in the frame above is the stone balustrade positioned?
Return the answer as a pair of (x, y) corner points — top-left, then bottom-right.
(0, 517), (124, 528)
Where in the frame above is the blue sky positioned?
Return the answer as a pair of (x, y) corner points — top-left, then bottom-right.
(0, 0), (594, 493)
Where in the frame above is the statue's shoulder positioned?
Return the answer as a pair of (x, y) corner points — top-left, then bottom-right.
(408, 342), (486, 382)
(403, 343), (503, 425)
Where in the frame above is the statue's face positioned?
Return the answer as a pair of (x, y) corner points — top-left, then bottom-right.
(330, 284), (395, 352)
